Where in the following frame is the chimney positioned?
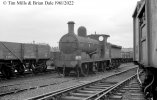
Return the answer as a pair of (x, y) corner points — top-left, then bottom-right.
(67, 21), (75, 34)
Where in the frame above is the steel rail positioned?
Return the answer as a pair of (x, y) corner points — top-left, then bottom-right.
(94, 70), (142, 100)
(27, 66), (138, 100)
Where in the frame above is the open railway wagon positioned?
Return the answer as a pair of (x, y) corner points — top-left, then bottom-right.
(133, 0), (157, 99)
(53, 21), (122, 77)
(0, 41), (51, 78)
(121, 51), (133, 63)
(109, 44), (122, 68)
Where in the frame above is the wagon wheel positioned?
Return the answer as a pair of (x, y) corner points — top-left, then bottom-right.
(42, 63), (47, 72)
(16, 64), (25, 75)
(1, 67), (9, 78)
(31, 64), (38, 74)
(1, 65), (14, 79)
(64, 69), (70, 77)
(42, 65), (47, 72)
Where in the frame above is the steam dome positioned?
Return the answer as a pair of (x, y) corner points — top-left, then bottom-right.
(77, 26), (87, 37)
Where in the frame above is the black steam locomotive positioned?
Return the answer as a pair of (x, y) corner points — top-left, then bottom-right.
(54, 21), (122, 76)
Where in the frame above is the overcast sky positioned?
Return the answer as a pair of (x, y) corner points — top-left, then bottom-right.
(0, 0), (139, 48)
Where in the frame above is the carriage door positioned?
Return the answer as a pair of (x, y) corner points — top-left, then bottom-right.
(139, 11), (148, 65)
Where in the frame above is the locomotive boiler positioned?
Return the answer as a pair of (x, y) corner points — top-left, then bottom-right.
(59, 21), (99, 57)
(54, 21), (122, 76)
(133, 0), (157, 99)
(60, 35), (99, 55)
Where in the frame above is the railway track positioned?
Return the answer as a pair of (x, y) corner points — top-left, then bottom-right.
(0, 70), (70, 97)
(26, 67), (139, 100)
(0, 63), (135, 98)
(101, 79), (145, 100)
(94, 72), (145, 100)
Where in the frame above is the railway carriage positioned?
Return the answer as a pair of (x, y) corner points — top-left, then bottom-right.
(133, 0), (157, 99)
(0, 41), (51, 78)
(54, 21), (122, 76)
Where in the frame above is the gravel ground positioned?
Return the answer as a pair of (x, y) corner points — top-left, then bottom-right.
(0, 71), (58, 87)
(104, 68), (137, 83)
(121, 80), (146, 100)
(0, 63), (137, 100)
